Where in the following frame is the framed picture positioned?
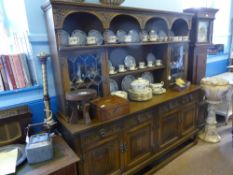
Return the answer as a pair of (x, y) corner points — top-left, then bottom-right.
(197, 20), (209, 43)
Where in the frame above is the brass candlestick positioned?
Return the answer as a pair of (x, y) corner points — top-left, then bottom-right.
(37, 52), (56, 127)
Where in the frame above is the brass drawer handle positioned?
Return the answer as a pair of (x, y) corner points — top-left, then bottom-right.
(99, 128), (106, 137)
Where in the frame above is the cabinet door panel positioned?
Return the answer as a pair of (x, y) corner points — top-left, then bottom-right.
(124, 120), (153, 170)
(83, 135), (122, 175)
(159, 111), (180, 149)
(181, 103), (197, 135)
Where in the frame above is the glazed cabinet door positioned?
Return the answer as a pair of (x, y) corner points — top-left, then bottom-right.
(158, 110), (180, 149)
(123, 112), (154, 170)
(180, 102), (197, 136)
(80, 123), (123, 175)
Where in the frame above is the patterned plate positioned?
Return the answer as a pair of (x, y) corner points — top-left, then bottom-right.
(141, 72), (154, 83)
(109, 78), (119, 92)
(121, 75), (136, 91)
(116, 29), (127, 43)
(88, 29), (103, 45)
(124, 55), (136, 69)
(57, 30), (69, 46)
(71, 29), (87, 45)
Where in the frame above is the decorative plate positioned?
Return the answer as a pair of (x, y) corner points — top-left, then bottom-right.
(103, 30), (115, 41)
(121, 75), (136, 91)
(88, 29), (103, 45)
(128, 29), (140, 42)
(124, 55), (136, 69)
(109, 78), (119, 92)
(0, 144), (26, 166)
(116, 29), (127, 43)
(71, 29), (87, 45)
(141, 72), (154, 83)
(146, 53), (156, 64)
(57, 30), (69, 46)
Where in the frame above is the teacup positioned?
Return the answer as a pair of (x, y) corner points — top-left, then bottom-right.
(129, 63), (136, 70)
(118, 64), (126, 72)
(107, 35), (117, 43)
(155, 59), (162, 66)
(87, 36), (96, 45)
(124, 35), (132, 43)
(150, 81), (164, 89)
(139, 62), (146, 69)
(147, 60), (154, 67)
(109, 66), (116, 74)
(68, 36), (79, 45)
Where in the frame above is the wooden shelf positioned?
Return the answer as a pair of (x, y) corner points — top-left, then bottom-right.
(59, 40), (190, 52)
(109, 65), (165, 78)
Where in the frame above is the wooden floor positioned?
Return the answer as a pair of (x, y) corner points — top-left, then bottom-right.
(152, 121), (233, 175)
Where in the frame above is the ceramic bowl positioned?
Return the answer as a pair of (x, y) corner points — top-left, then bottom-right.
(150, 81), (164, 89)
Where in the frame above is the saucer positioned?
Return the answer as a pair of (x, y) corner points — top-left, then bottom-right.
(109, 71), (117, 74)
(119, 69), (127, 73)
(128, 67), (138, 71)
(152, 88), (166, 95)
(139, 66), (146, 69)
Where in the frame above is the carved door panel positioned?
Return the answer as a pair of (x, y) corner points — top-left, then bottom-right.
(82, 134), (123, 175)
(159, 110), (180, 149)
(123, 118), (154, 170)
(181, 102), (197, 136)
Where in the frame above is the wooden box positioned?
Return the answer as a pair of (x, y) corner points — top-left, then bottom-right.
(90, 95), (129, 121)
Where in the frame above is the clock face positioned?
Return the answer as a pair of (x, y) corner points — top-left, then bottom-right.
(197, 21), (209, 43)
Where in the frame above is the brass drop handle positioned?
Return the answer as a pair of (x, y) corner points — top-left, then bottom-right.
(99, 128), (106, 137)
(120, 144), (124, 153)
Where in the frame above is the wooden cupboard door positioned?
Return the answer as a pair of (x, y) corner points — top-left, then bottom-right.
(82, 134), (122, 175)
(181, 103), (197, 136)
(124, 119), (154, 170)
(159, 110), (180, 149)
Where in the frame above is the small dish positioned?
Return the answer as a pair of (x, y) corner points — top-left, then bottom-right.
(141, 72), (154, 84)
(121, 75), (136, 91)
(109, 78), (119, 92)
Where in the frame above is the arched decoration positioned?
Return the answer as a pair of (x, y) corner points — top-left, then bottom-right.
(171, 18), (189, 36)
(62, 12), (104, 34)
(109, 14), (141, 32)
(145, 17), (169, 35)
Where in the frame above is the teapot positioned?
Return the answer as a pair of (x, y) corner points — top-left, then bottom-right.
(131, 78), (149, 91)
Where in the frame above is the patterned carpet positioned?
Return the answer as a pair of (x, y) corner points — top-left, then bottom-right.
(154, 122), (233, 175)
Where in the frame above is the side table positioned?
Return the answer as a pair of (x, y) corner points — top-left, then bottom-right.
(17, 135), (80, 175)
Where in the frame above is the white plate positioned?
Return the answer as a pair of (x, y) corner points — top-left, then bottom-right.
(141, 72), (154, 83)
(121, 75), (136, 91)
(124, 55), (136, 69)
(128, 29), (140, 42)
(153, 88), (166, 95)
(109, 79), (119, 92)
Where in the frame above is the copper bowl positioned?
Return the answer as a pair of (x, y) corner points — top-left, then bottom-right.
(99, 0), (125, 6)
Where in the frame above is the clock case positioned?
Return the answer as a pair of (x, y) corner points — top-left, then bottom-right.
(184, 8), (218, 84)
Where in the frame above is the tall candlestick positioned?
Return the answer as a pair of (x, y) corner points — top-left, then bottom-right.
(37, 52), (56, 127)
